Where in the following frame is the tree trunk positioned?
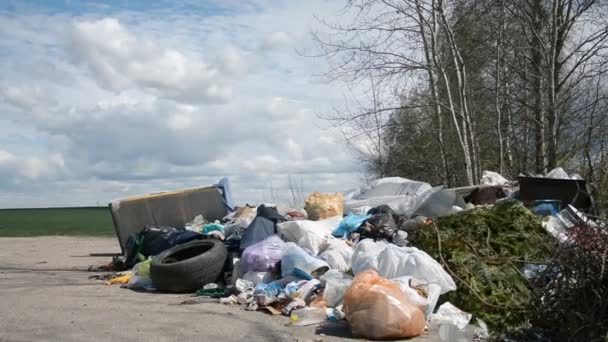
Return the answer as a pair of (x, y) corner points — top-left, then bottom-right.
(415, 0), (450, 185)
(531, 0), (547, 173)
(437, 0), (475, 185)
(496, 0), (506, 174)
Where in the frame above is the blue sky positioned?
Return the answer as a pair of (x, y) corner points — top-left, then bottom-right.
(0, 0), (365, 208)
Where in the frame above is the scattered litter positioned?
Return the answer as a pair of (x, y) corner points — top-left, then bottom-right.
(105, 272), (132, 285)
(431, 302), (472, 342)
(95, 174), (582, 340)
(290, 307), (327, 326)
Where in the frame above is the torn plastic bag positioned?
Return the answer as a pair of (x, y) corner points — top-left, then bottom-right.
(304, 192), (344, 221)
(351, 239), (388, 274)
(281, 242), (329, 278)
(320, 270), (353, 307)
(377, 244), (456, 294)
(332, 213), (371, 238)
(343, 269), (426, 339)
(241, 235), (286, 273)
(391, 276), (442, 319)
(277, 216), (342, 255)
(318, 238), (354, 273)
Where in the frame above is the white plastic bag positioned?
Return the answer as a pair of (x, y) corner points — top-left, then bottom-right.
(321, 271), (353, 307)
(277, 216), (342, 255)
(318, 238), (354, 273)
(351, 239), (387, 274)
(481, 170), (509, 186)
(377, 244), (456, 294)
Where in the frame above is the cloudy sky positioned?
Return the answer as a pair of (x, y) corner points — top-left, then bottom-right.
(0, 0), (366, 208)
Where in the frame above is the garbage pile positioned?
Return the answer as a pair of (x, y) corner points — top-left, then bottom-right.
(96, 171), (601, 340)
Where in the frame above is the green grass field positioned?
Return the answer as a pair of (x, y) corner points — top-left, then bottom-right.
(0, 207), (115, 237)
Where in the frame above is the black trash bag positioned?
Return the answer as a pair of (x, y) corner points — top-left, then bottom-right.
(123, 226), (203, 268)
(366, 204), (397, 217)
(239, 205), (286, 251)
(359, 213), (397, 240)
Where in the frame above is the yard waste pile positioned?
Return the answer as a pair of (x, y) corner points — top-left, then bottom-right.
(413, 200), (555, 334)
(94, 172), (602, 340)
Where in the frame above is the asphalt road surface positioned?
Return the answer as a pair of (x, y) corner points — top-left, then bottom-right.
(0, 237), (450, 342)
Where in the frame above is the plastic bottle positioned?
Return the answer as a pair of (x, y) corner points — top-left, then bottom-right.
(289, 307), (327, 326)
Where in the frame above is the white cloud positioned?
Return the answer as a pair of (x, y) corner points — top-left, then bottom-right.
(69, 17), (237, 104)
(0, 1), (363, 208)
(261, 31), (290, 50)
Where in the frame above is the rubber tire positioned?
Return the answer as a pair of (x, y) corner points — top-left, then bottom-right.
(150, 239), (228, 293)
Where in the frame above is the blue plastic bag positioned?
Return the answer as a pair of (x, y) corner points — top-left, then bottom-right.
(254, 281), (285, 297)
(332, 213), (371, 238)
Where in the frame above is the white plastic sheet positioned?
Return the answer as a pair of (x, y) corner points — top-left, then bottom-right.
(277, 216), (342, 255)
(344, 177), (449, 217)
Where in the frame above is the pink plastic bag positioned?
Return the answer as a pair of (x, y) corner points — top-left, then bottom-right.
(343, 269), (426, 339)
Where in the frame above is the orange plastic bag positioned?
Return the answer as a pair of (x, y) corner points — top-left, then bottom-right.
(343, 269), (426, 340)
(304, 192), (344, 221)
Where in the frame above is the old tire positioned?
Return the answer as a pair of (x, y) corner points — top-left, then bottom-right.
(150, 239), (227, 293)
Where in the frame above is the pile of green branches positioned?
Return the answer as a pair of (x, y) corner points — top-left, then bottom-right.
(414, 200), (556, 334)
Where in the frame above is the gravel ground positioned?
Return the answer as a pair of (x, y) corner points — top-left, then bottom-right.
(0, 237), (450, 342)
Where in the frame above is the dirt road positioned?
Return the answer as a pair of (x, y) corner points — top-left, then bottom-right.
(0, 237), (445, 342)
